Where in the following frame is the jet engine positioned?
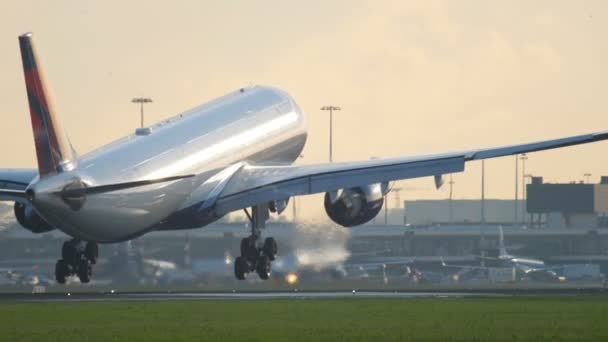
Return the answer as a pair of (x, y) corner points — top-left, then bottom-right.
(324, 182), (389, 227)
(14, 202), (55, 233)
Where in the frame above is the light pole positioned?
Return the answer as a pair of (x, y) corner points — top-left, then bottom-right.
(392, 187), (402, 210)
(132, 97), (153, 128)
(384, 194), (388, 225)
(480, 160), (486, 267)
(481, 160), (486, 224)
(524, 173), (533, 225)
(321, 106), (341, 162)
(383, 187), (404, 226)
(584, 173), (592, 183)
(514, 155), (519, 227)
(448, 174), (454, 224)
(520, 154), (528, 224)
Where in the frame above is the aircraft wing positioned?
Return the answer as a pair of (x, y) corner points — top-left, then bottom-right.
(213, 131), (608, 214)
(440, 257), (491, 271)
(345, 259), (416, 270)
(0, 169), (37, 203)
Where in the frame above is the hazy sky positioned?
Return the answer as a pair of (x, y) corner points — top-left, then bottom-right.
(1, 1), (607, 220)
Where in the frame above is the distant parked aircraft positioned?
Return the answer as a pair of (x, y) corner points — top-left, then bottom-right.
(442, 226), (560, 281)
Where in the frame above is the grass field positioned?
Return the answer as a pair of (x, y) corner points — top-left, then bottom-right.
(1, 296), (607, 341)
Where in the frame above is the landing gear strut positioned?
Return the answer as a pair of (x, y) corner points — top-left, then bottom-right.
(55, 239), (98, 284)
(234, 204), (277, 280)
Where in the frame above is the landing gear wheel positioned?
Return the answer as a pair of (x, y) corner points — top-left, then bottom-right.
(234, 256), (248, 280)
(240, 238), (257, 259)
(236, 205), (277, 281)
(56, 239), (100, 285)
(77, 259), (92, 283)
(256, 255), (271, 280)
(85, 242), (99, 264)
(262, 237), (277, 261)
(55, 260), (70, 284)
(61, 241), (78, 262)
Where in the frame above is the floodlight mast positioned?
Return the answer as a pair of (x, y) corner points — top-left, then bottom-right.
(321, 105), (341, 163)
(520, 154), (528, 224)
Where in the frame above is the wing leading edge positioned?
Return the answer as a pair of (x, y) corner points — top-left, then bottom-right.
(212, 131), (608, 214)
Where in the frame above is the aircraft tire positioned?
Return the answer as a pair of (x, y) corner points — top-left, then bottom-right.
(85, 242), (98, 264)
(256, 255), (271, 280)
(262, 237), (277, 261)
(61, 241), (78, 263)
(234, 256), (248, 280)
(77, 259), (91, 283)
(55, 260), (69, 284)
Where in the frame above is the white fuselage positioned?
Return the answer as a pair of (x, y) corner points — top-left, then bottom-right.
(30, 86), (307, 242)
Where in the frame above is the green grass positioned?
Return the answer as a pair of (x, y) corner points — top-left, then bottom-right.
(1, 297), (607, 341)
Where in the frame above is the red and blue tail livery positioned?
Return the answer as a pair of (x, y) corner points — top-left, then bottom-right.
(19, 32), (75, 177)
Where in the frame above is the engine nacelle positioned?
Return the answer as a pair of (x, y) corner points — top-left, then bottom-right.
(324, 183), (388, 227)
(14, 202), (55, 233)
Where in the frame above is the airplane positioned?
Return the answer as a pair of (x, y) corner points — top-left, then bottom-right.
(442, 226), (561, 281)
(2, 32), (608, 285)
(493, 226), (560, 280)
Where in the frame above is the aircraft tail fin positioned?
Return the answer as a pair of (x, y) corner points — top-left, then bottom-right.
(498, 225), (508, 258)
(19, 32), (76, 177)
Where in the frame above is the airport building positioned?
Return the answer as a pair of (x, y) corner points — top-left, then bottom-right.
(399, 176), (608, 229)
(1, 220), (607, 280)
(1, 176), (608, 284)
(401, 200), (524, 226)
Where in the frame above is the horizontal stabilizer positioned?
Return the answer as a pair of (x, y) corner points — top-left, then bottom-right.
(0, 189), (26, 198)
(57, 174), (195, 198)
(0, 189), (27, 203)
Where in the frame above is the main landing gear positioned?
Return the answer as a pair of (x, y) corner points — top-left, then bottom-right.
(234, 204), (278, 280)
(55, 239), (98, 284)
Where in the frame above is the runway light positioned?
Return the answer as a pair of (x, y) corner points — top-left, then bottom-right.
(285, 272), (299, 286)
(224, 255), (233, 265)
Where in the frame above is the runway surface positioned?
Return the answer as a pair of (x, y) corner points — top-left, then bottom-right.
(0, 291), (506, 302)
(2, 288), (605, 302)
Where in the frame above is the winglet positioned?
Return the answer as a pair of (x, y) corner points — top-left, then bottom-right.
(19, 32), (76, 177)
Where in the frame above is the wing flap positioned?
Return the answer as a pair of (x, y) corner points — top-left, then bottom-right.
(214, 157), (464, 214)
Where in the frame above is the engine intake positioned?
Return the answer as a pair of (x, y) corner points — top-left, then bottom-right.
(324, 183), (388, 227)
(14, 202), (55, 233)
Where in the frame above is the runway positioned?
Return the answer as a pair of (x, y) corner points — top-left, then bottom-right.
(2, 288), (605, 302)
(0, 291), (507, 302)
